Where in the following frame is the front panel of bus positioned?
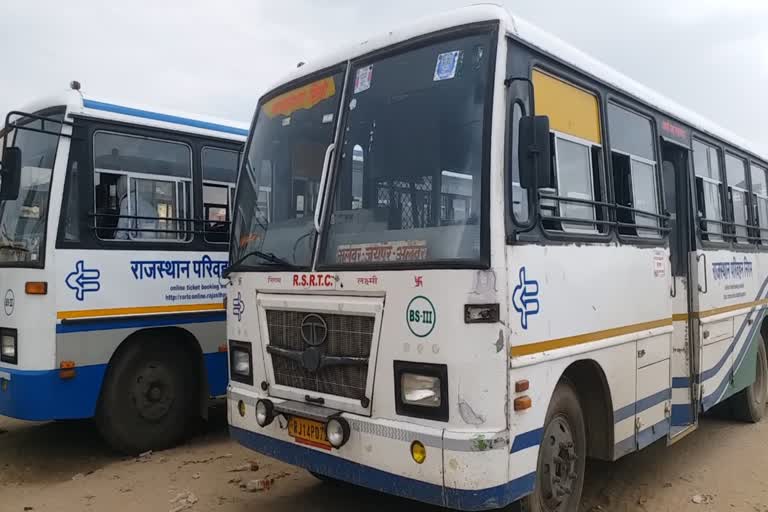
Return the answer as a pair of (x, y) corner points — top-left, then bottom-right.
(0, 108), (71, 420)
(227, 23), (517, 509)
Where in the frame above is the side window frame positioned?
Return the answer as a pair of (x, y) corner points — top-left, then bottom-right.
(692, 136), (729, 247)
(723, 150), (753, 245)
(530, 66), (611, 241)
(605, 98), (666, 243)
(201, 145), (239, 245)
(750, 160), (768, 246)
(92, 130), (194, 244)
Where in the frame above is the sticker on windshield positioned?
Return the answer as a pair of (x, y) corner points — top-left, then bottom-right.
(322, 113), (334, 124)
(354, 65), (373, 93)
(434, 50), (462, 81)
(282, 117), (291, 127)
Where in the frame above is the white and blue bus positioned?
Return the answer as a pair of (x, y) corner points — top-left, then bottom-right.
(226, 6), (768, 512)
(0, 85), (247, 453)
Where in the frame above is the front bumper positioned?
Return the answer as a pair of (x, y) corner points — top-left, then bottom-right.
(0, 364), (106, 421)
(227, 389), (535, 510)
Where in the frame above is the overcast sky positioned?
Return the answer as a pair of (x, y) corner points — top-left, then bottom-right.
(1, 0), (766, 153)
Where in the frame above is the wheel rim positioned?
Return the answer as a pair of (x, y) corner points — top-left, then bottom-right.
(539, 414), (579, 511)
(751, 344), (767, 409)
(131, 361), (175, 422)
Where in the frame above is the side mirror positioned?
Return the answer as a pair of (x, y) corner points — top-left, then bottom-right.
(0, 147), (22, 201)
(518, 115), (552, 189)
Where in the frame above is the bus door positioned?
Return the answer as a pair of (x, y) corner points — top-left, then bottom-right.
(662, 136), (700, 442)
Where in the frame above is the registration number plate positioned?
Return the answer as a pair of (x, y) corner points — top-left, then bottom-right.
(288, 416), (331, 449)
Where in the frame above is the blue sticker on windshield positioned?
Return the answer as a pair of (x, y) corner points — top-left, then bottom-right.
(434, 50), (461, 81)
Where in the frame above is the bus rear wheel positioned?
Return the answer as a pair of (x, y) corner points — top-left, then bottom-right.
(730, 336), (768, 423)
(96, 334), (198, 454)
(520, 379), (586, 512)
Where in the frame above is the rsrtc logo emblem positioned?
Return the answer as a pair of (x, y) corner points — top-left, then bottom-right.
(512, 267), (540, 330)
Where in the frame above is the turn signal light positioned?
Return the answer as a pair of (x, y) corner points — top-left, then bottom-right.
(59, 360), (76, 379)
(515, 380), (530, 393)
(25, 281), (48, 295)
(410, 440), (426, 464)
(514, 396), (532, 411)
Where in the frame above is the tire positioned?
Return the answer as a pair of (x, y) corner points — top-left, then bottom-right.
(96, 333), (198, 454)
(730, 336), (768, 423)
(519, 379), (587, 512)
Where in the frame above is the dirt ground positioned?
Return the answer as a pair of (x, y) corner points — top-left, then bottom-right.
(2, 405), (768, 512)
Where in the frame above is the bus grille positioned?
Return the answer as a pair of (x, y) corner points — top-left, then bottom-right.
(265, 310), (375, 400)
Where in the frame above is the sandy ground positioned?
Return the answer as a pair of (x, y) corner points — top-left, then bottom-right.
(2, 405), (768, 512)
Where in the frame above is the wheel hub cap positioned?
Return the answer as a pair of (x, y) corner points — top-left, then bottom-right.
(540, 416), (578, 511)
(132, 363), (174, 422)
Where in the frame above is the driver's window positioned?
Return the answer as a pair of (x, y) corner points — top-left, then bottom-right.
(202, 147), (239, 243)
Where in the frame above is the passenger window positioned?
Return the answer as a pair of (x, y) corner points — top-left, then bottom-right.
(533, 70), (605, 234)
(692, 139), (724, 242)
(202, 147), (239, 243)
(751, 163), (768, 244)
(608, 103), (660, 238)
(724, 153), (750, 243)
(93, 132), (192, 241)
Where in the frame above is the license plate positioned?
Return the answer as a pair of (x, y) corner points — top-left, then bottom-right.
(288, 416), (331, 449)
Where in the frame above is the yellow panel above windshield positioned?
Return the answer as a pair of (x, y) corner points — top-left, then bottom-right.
(263, 77), (337, 118)
(533, 69), (602, 144)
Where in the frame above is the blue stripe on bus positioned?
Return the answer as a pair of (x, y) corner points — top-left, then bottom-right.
(671, 403), (693, 426)
(82, 99), (249, 137)
(56, 311), (226, 333)
(0, 352), (226, 421)
(230, 426), (534, 510)
(510, 427), (543, 453)
(613, 388), (671, 424)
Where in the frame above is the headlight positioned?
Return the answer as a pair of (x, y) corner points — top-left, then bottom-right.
(229, 340), (253, 385)
(326, 417), (350, 448)
(401, 373), (441, 407)
(0, 329), (17, 364)
(256, 399), (274, 427)
(394, 361), (449, 421)
(232, 351), (251, 375)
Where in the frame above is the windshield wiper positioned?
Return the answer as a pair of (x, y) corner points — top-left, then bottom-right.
(224, 249), (297, 277)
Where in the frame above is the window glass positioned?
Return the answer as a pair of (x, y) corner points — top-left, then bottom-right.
(725, 154), (749, 242)
(93, 132), (192, 241)
(534, 71), (603, 235)
(231, 71), (344, 268)
(510, 103), (528, 222)
(692, 139), (723, 241)
(556, 137), (595, 232)
(320, 32), (493, 266)
(630, 159), (659, 233)
(608, 104), (659, 237)
(751, 163), (768, 242)
(202, 147), (239, 243)
(608, 104), (654, 160)
(63, 161), (80, 241)
(0, 111), (63, 264)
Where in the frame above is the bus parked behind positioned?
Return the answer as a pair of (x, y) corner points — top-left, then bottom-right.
(0, 85), (247, 453)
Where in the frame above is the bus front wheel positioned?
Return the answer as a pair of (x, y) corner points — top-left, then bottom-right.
(96, 334), (198, 454)
(519, 379), (586, 512)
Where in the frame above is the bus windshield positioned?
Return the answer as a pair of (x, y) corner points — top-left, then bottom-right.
(0, 112), (63, 265)
(231, 72), (345, 269)
(320, 32), (493, 267)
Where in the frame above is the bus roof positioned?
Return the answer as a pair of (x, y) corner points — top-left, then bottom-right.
(15, 89), (249, 142)
(267, 4), (765, 162)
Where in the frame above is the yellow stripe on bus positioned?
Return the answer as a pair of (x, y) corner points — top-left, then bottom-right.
(513, 298), (768, 357)
(510, 318), (672, 357)
(57, 302), (224, 320)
